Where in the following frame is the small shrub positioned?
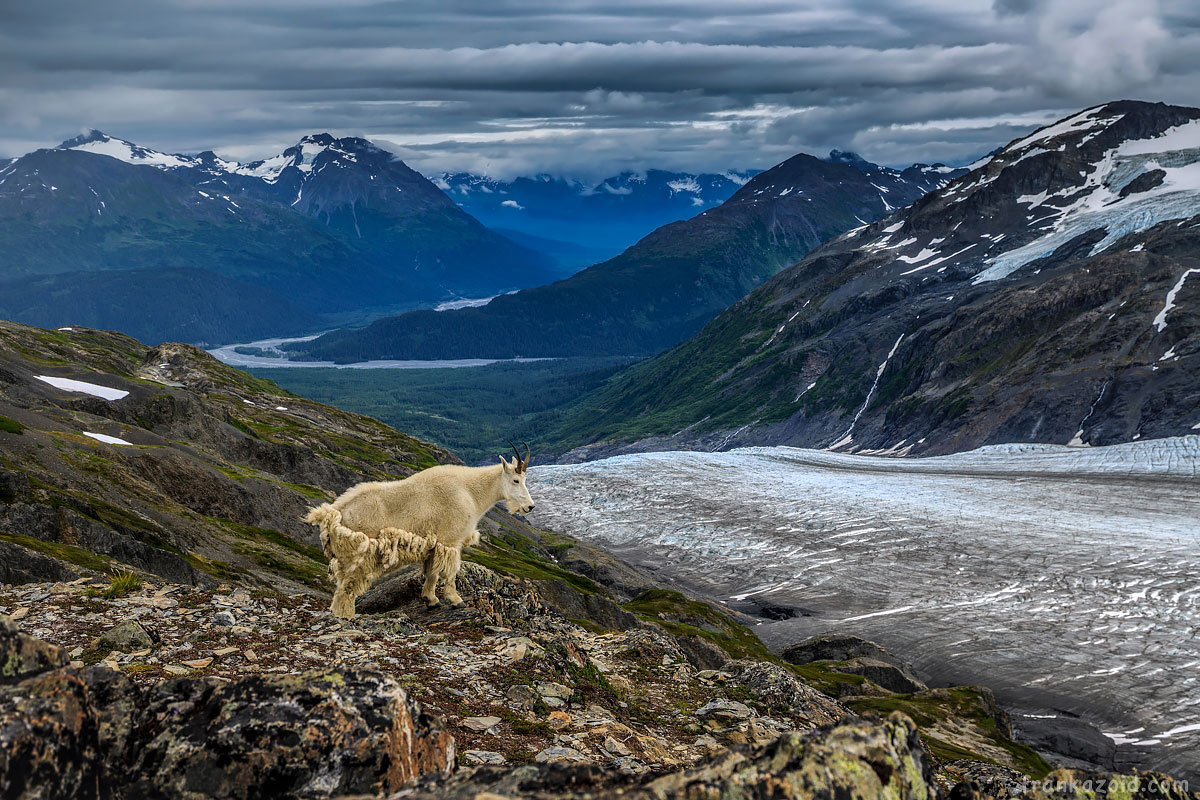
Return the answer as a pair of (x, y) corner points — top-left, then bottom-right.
(0, 415), (24, 435)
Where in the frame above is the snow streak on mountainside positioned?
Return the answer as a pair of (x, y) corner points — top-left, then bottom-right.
(549, 101), (1200, 459)
(529, 438), (1200, 779)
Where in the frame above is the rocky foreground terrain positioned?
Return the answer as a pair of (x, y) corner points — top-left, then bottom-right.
(0, 320), (1196, 798)
(4, 564), (1196, 800)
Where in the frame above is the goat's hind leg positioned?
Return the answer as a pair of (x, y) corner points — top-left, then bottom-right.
(440, 547), (464, 607)
(421, 548), (441, 607)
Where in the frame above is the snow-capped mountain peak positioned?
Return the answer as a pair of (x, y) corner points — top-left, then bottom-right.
(57, 129), (194, 169)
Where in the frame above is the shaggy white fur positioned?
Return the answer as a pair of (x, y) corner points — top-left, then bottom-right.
(306, 454), (535, 618)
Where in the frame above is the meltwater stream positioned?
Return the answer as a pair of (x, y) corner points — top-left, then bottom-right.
(528, 438), (1200, 779)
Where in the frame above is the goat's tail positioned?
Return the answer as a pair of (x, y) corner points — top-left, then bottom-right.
(305, 503), (346, 561)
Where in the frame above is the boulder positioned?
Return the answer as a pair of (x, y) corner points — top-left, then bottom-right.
(356, 562), (546, 624)
(696, 699), (754, 725)
(780, 633), (907, 669)
(0, 613), (69, 683)
(723, 660), (852, 729)
(673, 634), (730, 670)
(89, 620), (159, 653)
(834, 656), (927, 694)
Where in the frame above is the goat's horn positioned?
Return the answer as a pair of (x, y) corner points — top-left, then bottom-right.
(522, 441), (531, 471)
(506, 440), (522, 467)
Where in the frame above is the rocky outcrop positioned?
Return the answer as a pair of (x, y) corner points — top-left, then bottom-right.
(396, 712), (938, 799)
(0, 614), (452, 800)
(783, 633), (929, 693)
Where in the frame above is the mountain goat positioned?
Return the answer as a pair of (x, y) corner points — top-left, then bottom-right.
(305, 442), (535, 618)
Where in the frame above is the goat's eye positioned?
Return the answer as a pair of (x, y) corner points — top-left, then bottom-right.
(513, 479), (519, 484)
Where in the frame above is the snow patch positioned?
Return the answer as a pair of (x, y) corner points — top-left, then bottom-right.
(35, 375), (129, 401)
(83, 432), (134, 446)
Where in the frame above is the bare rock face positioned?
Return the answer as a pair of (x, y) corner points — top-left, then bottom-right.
(127, 670), (454, 799)
(0, 669), (108, 799)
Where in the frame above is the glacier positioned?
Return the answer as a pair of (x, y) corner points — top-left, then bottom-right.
(530, 437), (1200, 777)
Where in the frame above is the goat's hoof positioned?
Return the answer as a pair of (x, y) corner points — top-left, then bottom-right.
(424, 598), (440, 608)
(449, 600), (466, 608)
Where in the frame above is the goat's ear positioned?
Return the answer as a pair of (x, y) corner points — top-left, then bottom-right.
(499, 455), (513, 471)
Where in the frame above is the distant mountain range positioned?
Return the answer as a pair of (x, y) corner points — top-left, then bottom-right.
(0, 131), (553, 345)
(546, 100), (1200, 458)
(285, 153), (963, 362)
(434, 169), (758, 267)
(435, 153), (961, 268)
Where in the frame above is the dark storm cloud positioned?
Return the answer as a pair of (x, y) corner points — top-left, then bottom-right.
(1, 0), (1197, 177)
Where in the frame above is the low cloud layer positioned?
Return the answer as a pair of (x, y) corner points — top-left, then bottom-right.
(1, 0), (1196, 177)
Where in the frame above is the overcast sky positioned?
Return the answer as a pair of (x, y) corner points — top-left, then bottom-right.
(2, 0), (1197, 178)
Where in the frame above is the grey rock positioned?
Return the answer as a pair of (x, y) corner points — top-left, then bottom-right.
(534, 746), (590, 764)
(536, 681), (573, 700)
(835, 657), (927, 694)
(506, 684), (541, 709)
(723, 660), (851, 729)
(462, 715), (502, 733)
(695, 699), (753, 723)
(463, 750), (506, 765)
(89, 621), (158, 653)
(0, 614), (69, 684)
(673, 634), (729, 670)
(213, 611), (236, 626)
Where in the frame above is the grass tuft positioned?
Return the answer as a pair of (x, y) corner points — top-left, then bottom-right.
(85, 570), (143, 599)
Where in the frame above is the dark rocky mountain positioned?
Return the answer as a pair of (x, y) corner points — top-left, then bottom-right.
(286, 151), (963, 362)
(0, 132), (552, 345)
(546, 100), (1200, 459)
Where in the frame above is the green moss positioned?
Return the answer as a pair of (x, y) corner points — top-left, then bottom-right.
(787, 662), (870, 696)
(623, 589), (774, 662)
(465, 526), (599, 595)
(847, 688), (1053, 778)
(0, 415), (24, 435)
(566, 660), (624, 708)
(0, 530), (113, 573)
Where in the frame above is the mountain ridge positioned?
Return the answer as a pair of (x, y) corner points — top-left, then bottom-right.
(285, 150), (964, 362)
(544, 100), (1200, 460)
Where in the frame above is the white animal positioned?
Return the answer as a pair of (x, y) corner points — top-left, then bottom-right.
(305, 442), (535, 618)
